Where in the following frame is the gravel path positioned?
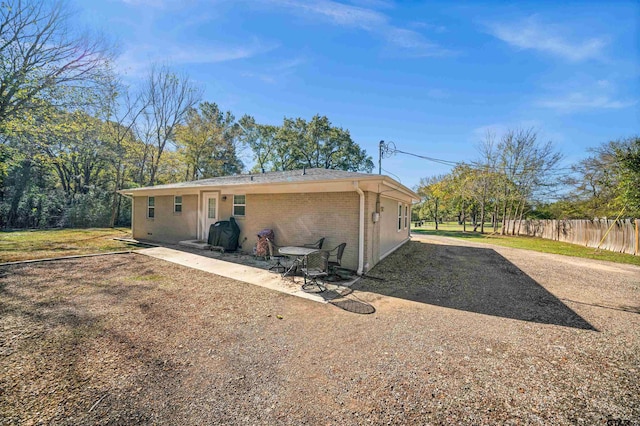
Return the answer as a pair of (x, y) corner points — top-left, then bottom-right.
(1, 235), (639, 425)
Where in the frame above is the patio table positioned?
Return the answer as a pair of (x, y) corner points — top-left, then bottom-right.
(278, 246), (319, 284)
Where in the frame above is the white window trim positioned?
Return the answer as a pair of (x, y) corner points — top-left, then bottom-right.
(233, 194), (246, 217)
(207, 196), (217, 220)
(404, 204), (408, 229)
(147, 196), (155, 219)
(397, 202), (402, 232)
(174, 195), (182, 214)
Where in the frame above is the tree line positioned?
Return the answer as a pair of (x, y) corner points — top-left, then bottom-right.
(414, 130), (640, 233)
(0, 0), (373, 229)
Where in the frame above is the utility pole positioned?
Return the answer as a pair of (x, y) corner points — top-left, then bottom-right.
(379, 140), (384, 174)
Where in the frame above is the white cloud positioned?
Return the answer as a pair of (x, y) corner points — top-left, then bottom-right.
(536, 92), (636, 112)
(241, 56), (307, 84)
(487, 16), (607, 62)
(269, 0), (386, 29)
(116, 40), (278, 77)
(409, 21), (447, 33)
(386, 28), (437, 50)
(534, 77), (637, 113)
(264, 0), (451, 57)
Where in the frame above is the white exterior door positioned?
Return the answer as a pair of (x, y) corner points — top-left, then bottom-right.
(201, 193), (219, 240)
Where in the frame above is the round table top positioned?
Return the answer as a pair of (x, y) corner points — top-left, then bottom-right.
(278, 246), (319, 256)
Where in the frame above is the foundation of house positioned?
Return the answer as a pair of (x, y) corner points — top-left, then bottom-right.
(178, 240), (210, 250)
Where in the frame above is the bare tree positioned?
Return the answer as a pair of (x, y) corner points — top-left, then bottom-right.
(473, 130), (500, 233)
(101, 76), (149, 226)
(137, 65), (202, 185)
(0, 0), (112, 127)
(497, 128), (561, 234)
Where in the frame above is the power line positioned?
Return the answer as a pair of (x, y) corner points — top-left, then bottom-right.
(381, 168), (403, 183)
(379, 140), (576, 178)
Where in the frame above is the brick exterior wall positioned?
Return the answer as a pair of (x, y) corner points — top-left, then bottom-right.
(131, 189), (412, 272)
(235, 192), (360, 271)
(133, 194), (198, 243)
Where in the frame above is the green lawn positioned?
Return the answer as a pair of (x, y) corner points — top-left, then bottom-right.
(413, 222), (640, 267)
(0, 228), (137, 263)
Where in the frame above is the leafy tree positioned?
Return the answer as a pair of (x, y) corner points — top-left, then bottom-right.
(244, 114), (373, 173)
(293, 115), (373, 172)
(559, 136), (639, 218)
(176, 102), (243, 180)
(612, 136), (640, 216)
(238, 115), (277, 174)
(415, 128), (561, 233)
(563, 142), (620, 218)
(416, 174), (448, 229)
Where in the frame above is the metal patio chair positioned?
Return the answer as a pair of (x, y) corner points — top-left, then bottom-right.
(301, 250), (329, 293)
(266, 237), (288, 273)
(327, 242), (347, 273)
(303, 237), (325, 250)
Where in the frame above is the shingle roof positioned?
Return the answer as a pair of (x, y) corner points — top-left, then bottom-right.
(131, 168), (379, 190)
(122, 167), (419, 199)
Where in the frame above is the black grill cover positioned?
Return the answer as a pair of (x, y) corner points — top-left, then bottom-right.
(207, 217), (241, 251)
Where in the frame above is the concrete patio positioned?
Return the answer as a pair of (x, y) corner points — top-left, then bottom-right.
(136, 245), (358, 304)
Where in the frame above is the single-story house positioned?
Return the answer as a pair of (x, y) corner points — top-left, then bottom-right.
(120, 168), (419, 275)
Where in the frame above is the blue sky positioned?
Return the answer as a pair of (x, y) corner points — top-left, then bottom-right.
(76, 0), (639, 190)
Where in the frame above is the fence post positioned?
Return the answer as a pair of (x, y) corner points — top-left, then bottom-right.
(635, 219), (640, 256)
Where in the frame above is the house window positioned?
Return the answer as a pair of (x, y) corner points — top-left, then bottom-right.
(208, 197), (216, 219)
(398, 202), (402, 231)
(233, 195), (246, 216)
(174, 196), (182, 213)
(404, 205), (408, 229)
(147, 196), (155, 219)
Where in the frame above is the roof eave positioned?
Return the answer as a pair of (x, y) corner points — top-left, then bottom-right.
(119, 174), (419, 200)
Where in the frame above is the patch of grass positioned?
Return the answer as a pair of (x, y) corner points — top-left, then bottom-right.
(131, 274), (164, 282)
(413, 223), (640, 267)
(0, 228), (134, 263)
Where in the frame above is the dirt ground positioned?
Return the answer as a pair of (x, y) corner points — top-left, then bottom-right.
(1, 235), (639, 425)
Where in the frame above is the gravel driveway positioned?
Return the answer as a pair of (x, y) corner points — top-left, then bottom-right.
(1, 235), (639, 425)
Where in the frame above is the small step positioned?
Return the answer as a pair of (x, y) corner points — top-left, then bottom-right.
(178, 240), (210, 250)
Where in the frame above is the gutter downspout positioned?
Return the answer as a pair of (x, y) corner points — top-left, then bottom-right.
(354, 181), (365, 276)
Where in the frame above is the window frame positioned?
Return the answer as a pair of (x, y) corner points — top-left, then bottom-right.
(174, 195), (182, 214)
(404, 204), (409, 229)
(147, 196), (155, 219)
(397, 202), (402, 231)
(207, 196), (217, 220)
(233, 194), (246, 217)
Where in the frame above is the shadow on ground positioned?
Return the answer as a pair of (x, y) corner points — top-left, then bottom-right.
(354, 240), (597, 331)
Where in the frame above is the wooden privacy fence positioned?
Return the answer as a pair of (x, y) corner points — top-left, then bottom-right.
(504, 219), (640, 256)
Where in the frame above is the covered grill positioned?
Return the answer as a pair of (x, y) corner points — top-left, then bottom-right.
(207, 217), (241, 252)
